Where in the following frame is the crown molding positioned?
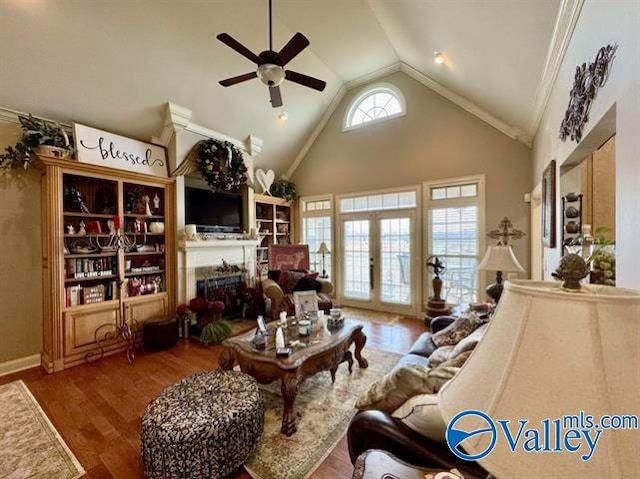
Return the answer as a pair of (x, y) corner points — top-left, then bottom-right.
(0, 106), (72, 130)
(528, 0), (585, 137)
(283, 84), (347, 180)
(399, 63), (532, 147)
(343, 62), (402, 90)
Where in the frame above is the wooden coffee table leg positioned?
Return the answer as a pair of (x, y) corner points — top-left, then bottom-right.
(218, 347), (235, 370)
(281, 372), (299, 436)
(353, 329), (369, 368)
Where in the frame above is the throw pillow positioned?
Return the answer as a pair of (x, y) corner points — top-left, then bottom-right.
(391, 393), (448, 443)
(355, 364), (458, 413)
(430, 311), (483, 347)
(450, 323), (488, 358)
(427, 345), (455, 368)
(278, 270), (307, 294)
(439, 349), (473, 368)
(292, 276), (322, 292)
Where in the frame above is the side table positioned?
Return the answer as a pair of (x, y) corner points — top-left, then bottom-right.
(352, 450), (468, 479)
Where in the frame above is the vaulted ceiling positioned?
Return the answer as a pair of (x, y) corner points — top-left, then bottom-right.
(0, 0), (560, 174)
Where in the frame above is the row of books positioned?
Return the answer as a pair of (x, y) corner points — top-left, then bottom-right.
(65, 257), (117, 279)
(65, 281), (118, 307)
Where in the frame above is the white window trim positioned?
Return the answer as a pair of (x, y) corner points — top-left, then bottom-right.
(422, 175), (486, 306)
(342, 82), (407, 132)
(300, 194), (335, 278)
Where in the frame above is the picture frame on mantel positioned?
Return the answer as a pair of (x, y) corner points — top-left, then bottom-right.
(542, 159), (557, 248)
(73, 122), (169, 178)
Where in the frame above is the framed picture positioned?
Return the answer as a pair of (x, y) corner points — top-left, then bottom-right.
(293, 291), (318, 318)
(542, 159), (557, 248)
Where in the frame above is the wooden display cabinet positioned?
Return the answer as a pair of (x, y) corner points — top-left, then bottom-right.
(36, 154), (175, 372)
(254, 194), (296, 279)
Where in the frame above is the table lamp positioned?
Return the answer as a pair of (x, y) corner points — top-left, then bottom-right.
(477, 245), (525, 302)
(439, 279), (640, 478)
(316, 242), (330, 278)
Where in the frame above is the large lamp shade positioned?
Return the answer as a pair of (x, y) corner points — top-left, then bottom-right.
(439, 280), (640, 478)
(477, 245), (525, 273)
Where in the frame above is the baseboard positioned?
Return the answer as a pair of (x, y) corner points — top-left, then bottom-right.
(0, 353), (42, 377)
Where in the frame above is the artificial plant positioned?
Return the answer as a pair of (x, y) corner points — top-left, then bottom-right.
(0, 114), (72, 170)
(270, 179), (298, 201)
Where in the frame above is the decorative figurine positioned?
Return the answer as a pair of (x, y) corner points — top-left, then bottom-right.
(552, 253), (590, 290)
(153, 193), (161, 211)
(107, 219), (116, 236)
(66, 225), (75, 235)
(143, 194), (152, 216)
(78, 221), (86, 236)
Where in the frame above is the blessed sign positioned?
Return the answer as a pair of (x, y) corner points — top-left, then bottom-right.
(73, 123), (168, 177)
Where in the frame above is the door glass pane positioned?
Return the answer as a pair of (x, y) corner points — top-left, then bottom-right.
(380, 217), (411, 305)
(343, 220), (370, 300)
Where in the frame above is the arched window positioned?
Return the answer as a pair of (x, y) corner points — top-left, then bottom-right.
(344, 84), (405, 131)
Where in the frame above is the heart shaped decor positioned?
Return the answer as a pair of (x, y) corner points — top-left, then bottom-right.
(255, 168), (275, 195)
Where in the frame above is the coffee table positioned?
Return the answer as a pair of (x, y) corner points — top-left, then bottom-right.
(219, 318), (368, 436)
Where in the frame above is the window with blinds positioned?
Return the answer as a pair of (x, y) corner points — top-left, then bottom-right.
(426, 180), (481, 304)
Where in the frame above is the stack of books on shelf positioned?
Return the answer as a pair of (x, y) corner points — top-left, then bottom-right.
(65, 257), (117, 279)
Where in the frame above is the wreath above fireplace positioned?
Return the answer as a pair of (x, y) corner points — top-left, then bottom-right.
(189, 138), (248, 192)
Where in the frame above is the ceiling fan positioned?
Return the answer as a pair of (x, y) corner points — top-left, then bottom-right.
(217, 0), (326, 108)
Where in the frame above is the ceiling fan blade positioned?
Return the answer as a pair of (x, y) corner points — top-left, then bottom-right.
(277, 32), (310, 66)
(219, 72), (257, 87)
(217, 33), (262, 64)
(269, 86), (283, 108)
(285, 70), (326, 92)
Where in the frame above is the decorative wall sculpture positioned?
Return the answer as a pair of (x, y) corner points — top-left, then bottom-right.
(559, 44), (617, 143)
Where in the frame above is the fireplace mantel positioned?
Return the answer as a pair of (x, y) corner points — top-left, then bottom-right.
(178, 239), (260, 302)
(179, 239), (260, 250)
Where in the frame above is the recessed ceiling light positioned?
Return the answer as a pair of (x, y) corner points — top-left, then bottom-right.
(434, 51), (445, 65)
(278, 111), (288, 121)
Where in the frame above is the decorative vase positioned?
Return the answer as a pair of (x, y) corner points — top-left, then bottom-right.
(149, 222), (165, 234)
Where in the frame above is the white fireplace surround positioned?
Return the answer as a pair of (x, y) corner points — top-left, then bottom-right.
(153, 101), (264, 304)
(178, 239), (260, 302)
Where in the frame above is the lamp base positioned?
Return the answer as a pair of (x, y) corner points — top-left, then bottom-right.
(486, 271), (504, 303)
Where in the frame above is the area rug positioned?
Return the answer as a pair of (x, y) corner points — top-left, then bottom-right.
(0, 380), (85, 479)
(341, 307), (402, 325)
(245, 347), (401, 479)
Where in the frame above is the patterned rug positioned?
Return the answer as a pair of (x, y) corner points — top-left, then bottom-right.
(341, 307), (402, 325)
(0, 380), (84, 479)
(245, 347), (401, 479)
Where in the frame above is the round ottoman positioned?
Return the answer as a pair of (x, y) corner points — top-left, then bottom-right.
(141, 370), (264, 479)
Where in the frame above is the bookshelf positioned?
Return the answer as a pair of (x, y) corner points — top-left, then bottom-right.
(37, 154), (175, 372)
(254, 194), (296, 279)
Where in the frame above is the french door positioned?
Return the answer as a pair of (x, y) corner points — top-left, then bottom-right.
(339, 211), (417, 315)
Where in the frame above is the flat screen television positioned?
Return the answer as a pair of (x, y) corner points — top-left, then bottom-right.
(185, 187), (243, 233)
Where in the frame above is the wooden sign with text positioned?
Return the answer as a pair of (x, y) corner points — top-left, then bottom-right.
(73, 123), (168, 177)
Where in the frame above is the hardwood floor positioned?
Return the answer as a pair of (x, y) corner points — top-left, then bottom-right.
(0, 311), (424, 479)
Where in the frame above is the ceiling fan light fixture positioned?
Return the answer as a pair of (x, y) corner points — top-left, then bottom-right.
(257, 63), (285, 87)
(434, 51), (445, 65)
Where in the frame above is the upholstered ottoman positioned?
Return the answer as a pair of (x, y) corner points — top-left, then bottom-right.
(141, 370), (264, 479)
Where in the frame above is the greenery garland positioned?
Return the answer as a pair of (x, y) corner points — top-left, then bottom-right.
(195, 138), (247, 192)
(270, 179), (299, 201)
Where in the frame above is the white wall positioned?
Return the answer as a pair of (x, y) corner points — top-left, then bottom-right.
(532, 0), (640, 289)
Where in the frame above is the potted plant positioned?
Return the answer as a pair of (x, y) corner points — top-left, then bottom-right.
(0, 114), (73, 170)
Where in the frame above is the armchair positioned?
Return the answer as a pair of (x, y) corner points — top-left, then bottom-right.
(261, 245), (334, 321)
